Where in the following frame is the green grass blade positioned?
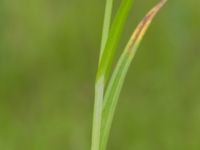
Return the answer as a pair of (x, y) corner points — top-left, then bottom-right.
(99, 0), (114, 64)
(93, 1), (134, 149)
(97, 0), (134, 84)
(100, 1), (167, 150)
(91, 0), (114, 149)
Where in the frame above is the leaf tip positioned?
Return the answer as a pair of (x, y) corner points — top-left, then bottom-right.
(126, 0), (167, 55)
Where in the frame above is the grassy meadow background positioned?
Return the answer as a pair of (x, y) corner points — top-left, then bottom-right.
(0, 0), (200, 149)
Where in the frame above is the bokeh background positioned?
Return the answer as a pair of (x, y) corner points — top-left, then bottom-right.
(0, 0), (200, 149)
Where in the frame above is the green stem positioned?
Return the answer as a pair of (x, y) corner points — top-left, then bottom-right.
(99, 0), (114, 65)
(91, 0), (114, 150)
(91, 77), (104, 150)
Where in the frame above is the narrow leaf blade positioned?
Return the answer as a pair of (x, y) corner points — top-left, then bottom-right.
(97, 0), (135, 84)
(99, 0), (114, 64)
(100, 1), (167, 150)
(91, 0), (114, 149)
(94, 1), (135, 149)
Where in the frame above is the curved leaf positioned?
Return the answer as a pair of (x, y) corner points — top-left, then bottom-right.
(100, 1), (167, 150)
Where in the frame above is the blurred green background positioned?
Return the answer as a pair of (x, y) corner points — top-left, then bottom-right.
(0, 0), (200, 149)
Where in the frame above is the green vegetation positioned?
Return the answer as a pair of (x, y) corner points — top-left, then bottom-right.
(91, 1), (167, 150)
(1, 0), (200, 150)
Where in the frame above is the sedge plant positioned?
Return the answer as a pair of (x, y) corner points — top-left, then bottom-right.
(91, 0), (167, 150)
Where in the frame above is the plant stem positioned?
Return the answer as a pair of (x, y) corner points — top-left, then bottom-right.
(99, 0), (114, 64)
(91, 0), (113, 150)
(91, 77), (104, 150)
